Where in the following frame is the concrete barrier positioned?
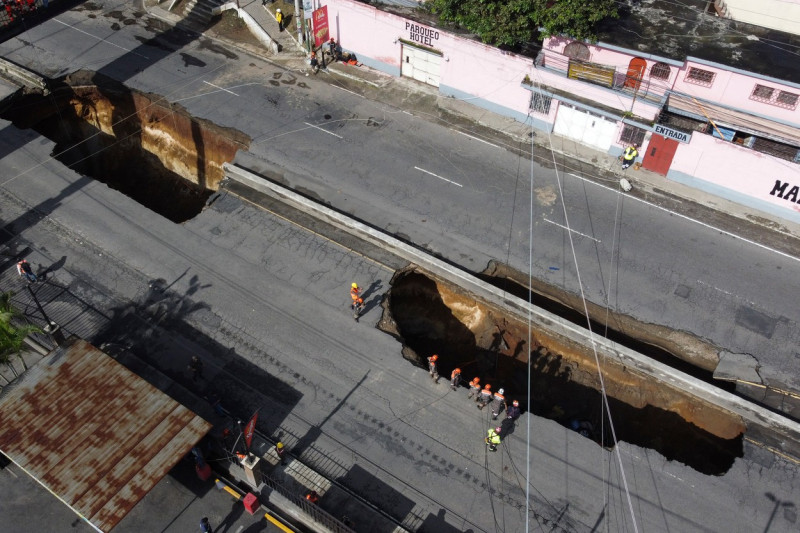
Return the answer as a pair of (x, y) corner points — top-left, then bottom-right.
(0, 58), (48, 93)
(223, 161), (800, 461)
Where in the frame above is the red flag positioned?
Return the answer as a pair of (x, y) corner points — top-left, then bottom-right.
(244, 410), (258, 451)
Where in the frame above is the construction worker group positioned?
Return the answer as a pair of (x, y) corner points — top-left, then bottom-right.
(427, 353), (522, 453)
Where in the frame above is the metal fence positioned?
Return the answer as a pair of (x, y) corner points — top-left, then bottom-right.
(260, 474), (357, 533)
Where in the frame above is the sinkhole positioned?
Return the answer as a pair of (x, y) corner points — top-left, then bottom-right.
(380, 269), (744, 476)
(0, 70), (250, 222)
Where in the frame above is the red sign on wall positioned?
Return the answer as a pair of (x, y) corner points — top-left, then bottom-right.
(313, 6), (329, 48)
(243, 410), (258, 451)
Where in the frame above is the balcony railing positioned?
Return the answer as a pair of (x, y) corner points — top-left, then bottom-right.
(534, 51), (668, 104)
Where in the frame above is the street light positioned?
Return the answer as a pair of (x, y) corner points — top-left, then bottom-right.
(26, 283), (64, 344)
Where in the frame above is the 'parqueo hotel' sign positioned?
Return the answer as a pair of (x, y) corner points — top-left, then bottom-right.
(405, 22), (440, 47)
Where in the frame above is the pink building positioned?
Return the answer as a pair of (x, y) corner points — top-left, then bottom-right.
(319, 0), (800, 223)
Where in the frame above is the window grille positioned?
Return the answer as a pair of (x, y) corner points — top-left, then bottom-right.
(620, 124), (646, 146)
(685, 67), (715, 87)
(752, 137), (800, 162)
(777, 91), (799, 109)
(650, 62), (671, 80)
(751, 84), (775, 100)
(531, 93), (552, 115)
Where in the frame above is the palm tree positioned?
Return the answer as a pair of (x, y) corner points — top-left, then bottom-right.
(0, 291), (41, 381)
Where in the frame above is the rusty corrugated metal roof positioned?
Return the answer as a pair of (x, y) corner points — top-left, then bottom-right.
(0, 339), (212, 532)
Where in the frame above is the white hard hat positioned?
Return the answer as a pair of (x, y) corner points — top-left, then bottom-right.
(498, 388), (504, 394)
(276, 8), (281, 12)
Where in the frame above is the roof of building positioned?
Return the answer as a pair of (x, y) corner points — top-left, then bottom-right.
(0, 338), (212, 532)
(596, 0), (800, 85)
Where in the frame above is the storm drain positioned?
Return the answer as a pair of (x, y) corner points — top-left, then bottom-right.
(0, 70), (250, 222)
(380, 269), (744, 476)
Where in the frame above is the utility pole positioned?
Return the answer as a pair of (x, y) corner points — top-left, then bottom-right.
(27, 284), (64, 345)
(294, 0), (304, 46)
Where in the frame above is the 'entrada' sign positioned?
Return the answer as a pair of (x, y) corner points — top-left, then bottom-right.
(654, 124), (691, 143)
(405, 22), (440, 47)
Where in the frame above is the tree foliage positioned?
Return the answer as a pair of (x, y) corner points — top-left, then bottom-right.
(426, 0), (618, 46)
(0, 292), (40, 379)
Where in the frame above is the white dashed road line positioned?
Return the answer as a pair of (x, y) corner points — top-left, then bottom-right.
(414, 166), (463, 188)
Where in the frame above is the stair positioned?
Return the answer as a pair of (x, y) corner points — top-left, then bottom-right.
(177, 0), (224, 28)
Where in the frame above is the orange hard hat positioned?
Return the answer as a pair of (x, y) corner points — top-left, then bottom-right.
(484, 384), (491, 390)
(471, 377), (480, 383)
(454, 368), (461, 373)
(430, 355), (438, 361)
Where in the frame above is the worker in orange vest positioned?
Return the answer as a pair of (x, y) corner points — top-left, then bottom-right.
(427, 354), (440, 384)
(467, 377), (481, 399)
(490, 388), (506, 420)
(306, 490), (319, 504)
(450, 368), (462, 391)
(477, 384), (492, 409)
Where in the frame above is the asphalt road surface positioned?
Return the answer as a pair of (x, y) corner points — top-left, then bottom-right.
(0, 1), (799, 532)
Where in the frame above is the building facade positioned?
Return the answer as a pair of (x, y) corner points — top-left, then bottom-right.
(319, 0), (800, 224)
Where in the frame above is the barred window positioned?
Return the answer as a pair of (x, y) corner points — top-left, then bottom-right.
(751, 84), (775, 100)
(650, 62), (671, 81)
(777, 91), (799, 108)
(531, 93), (552, 115)
(685, 67), (715, 87)
(620, 124), (646, 146)
(752, 137), (800, 162)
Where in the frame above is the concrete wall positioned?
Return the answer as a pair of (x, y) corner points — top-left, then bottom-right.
(669, 132), (800, 224)
(673, 59), (800, 125)
(321, 0), (533, 120)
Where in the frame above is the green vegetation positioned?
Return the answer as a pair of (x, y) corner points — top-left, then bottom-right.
(0, 291), (40, 382)
(426, 0), (618, 47)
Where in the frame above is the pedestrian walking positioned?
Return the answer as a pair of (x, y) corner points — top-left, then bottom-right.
(275, 8), (283, 32)
(16, 259), (37, 282)
(621, 144), (639, 170)
(450, 367), (462, 390)
(200, 516), (212, 532)
(275, 441), (286, 465)
(427, 354), (440, 384)
(188, 356), (204, 382)
(467, 377), (481, 399)
(485, 426), (501, 452)
(490, 388), (506, 420)
(477, 383), (492, 409)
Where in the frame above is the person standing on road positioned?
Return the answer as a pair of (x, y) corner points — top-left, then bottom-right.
(450, 368), (462, 390)
(467, 377), (481, 399)
(490, 388), (506, 420)
(17, 259), (37, 282)
(427, 354), (440, 384)
(485, 426), (502, 452)
(477, 383), (492, 409)
(506, 400), (521, 421)
(276, 8), (283, 32)
(188, 356), (204, 382)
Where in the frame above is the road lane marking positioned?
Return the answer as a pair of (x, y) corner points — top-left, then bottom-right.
(304, 122), (343, 139)
(53, 19), (149, 58)
(414, 166), (463, 187)
(455, 130), (501, 149)
(564, 173), (800, 263)
(202, 80), (239, 96)
(543, 217), (601, 243)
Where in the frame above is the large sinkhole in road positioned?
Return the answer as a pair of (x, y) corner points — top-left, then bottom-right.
(381, 270), (744, 476)
(0, 71), (250, 222)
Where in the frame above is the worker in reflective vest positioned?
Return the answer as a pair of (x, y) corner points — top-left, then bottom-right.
(427, 354), (440, 384)
(477, 384), (492, 409)
(450, 368), (462, 391)
(467, 377), (481, 399)
(622, 144), (639, 169)
(490, 388), (506, 420)
(486, 427), (502, 452)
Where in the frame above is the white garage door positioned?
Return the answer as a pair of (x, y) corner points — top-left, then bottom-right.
(553, 104), (617, 151)
(401, 44), (442, 87)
